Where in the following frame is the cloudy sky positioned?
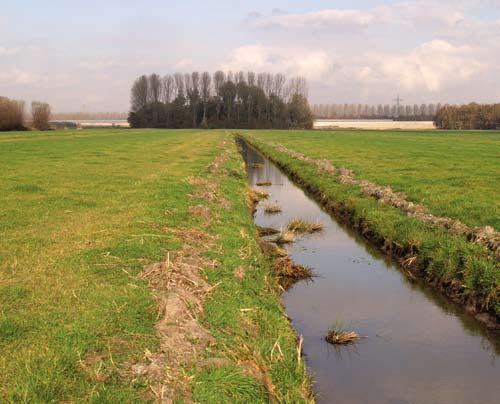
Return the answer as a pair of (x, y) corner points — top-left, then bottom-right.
(1, 0), (499, 112)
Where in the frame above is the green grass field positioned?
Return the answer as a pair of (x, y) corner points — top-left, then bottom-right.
(248, 130), (499, 230)
(0, 129), (309, 403)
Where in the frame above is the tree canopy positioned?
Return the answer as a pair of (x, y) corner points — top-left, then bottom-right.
(128, 71), (313, 129)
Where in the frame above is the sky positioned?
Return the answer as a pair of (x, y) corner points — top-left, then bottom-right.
(1, 0), (499, 112)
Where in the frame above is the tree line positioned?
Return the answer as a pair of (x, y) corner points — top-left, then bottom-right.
(312, 103), (439, 120)
(128, 71), (313, 129)
(434, 103), (500, 130)
(0, 96), (52, 131)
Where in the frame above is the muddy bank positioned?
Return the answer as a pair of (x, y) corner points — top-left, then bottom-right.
(240, 135), (499, 330)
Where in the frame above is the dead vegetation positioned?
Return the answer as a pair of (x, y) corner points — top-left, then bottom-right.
(256, 181), (272, 186)
(274, 230), (296, 245)
(287, 218), (324, 234)
(325, 322), (362, 345)
(251, 162), (264, 168)
(263, 202), (282, 214)
(272, 257), (312, 280)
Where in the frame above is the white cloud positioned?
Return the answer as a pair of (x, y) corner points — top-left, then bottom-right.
(367, 40), (485, 91)
(0, 46), (20, 56)
(252, 1), (466, 30)
(220, 44), (333, 80)
(254, 9), (373, 29)
(0, 68), (41, 85)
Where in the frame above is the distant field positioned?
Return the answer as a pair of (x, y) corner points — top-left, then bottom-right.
(0, 129), (307, 402)
(249, 129), (500, 230)
(314, 119), (436, 130)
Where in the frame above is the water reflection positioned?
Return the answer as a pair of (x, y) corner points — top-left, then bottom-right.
(238, 140), (500, 404)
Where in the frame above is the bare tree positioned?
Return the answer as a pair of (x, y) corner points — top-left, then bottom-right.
(173, 73), (185, 98)
(148, 73), (162, 104)
(0, 97), (25, 131)
(130, 75), (148, 112)
(200, 71), (212, 126)
(162, 75), (174, 103)
(31, 101), (51, 130)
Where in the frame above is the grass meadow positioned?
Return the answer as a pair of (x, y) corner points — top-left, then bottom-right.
(0, 129), (308, 402)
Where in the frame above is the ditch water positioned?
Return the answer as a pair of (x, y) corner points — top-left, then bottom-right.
(239, 140), (500, 404)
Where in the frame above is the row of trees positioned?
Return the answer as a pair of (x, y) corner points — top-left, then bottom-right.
(0, 96), (52, 131)
(312, 103), (439, 120)
(128, 71), (313, 129)
(434, 103), (500, 130)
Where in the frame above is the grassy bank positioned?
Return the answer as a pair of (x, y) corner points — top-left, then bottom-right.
(248, 130), (499, 229)
(0, 129), (309, 402)
(242, 132), (499, 325)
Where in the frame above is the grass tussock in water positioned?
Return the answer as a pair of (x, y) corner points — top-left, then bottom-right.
(325, 322), (362, 345)
(287, 218), (324, 234)
(256, 181), (272, 186)
(263, 202), (282, 214)
(273, 257), (312, 280)
(251, 162), (264, 168)
(275, 230), (296, 245)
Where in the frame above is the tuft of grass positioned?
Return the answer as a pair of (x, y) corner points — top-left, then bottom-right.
(256, 181), (272, 186)
(251, 162), (264, 168)
(287, 218), (324, 234)
(274, 230), (296, 245)
(272, 257), (312, 280)
(263, 202), (282, 214)
(325, 321), (362, 345)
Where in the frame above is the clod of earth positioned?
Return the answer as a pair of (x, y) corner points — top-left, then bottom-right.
(257, 226), (280, 236)
(257, 238), (288, 257)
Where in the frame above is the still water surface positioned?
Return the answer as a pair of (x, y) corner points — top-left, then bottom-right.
(239, 140), (499, 404)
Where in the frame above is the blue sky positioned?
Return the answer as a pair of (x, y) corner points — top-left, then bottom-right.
(1, 0), (499, 111)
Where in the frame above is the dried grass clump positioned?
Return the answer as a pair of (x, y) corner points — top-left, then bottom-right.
(251, 162), (264, 168)
(275, 230), (296, 245)
(273, 257), (312, 280)
(287, 218), (324, 234)
(263, 202), (282, 214)
(248, 189), (269, 206)
(325, 322), (361, 345)
(256, 181), (272, 186)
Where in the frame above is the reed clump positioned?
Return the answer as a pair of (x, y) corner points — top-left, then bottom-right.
(287, 218), (324, 234)
(325, 322), (362, 345)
